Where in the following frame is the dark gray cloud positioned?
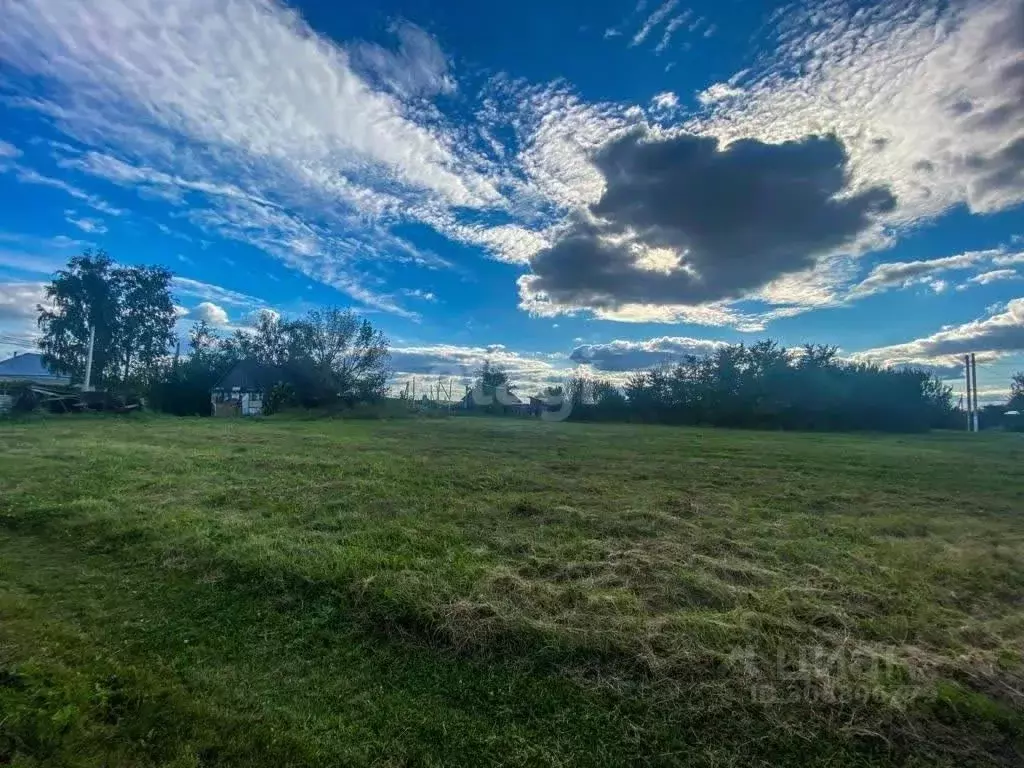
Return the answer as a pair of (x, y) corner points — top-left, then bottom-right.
(570, 336), (726, 371)
(526, 130), (895, 309)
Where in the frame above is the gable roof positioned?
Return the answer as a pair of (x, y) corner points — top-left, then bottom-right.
(212, 359), (300, 392)
(0, 353), (71, 383)
(460, 388), (524, 406)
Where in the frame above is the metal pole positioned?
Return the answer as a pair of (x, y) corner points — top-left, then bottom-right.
(964, 354), (972, 432)
(971, 353), (979, 432)
(83, 324), (95, 391)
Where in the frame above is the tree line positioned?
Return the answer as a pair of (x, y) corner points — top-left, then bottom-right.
(500, 340), (960, 432)
(34, 250), (391, 415)
(22, 250), (1017, 431)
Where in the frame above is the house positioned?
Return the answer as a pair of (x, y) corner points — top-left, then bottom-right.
(0, 352), (71, 387)
(211, 360), (295, 417)
(0, 352), (72, 413)
(458, 387), (540, 416)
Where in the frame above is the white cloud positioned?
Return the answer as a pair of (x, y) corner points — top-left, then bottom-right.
(855, 298), (1024, 367)
(190, 301), (229, 327)
(12, 166), (123, 216)
(694, 0), (1024, 220)
(0, 0), (497, 207)
(650, 91), (679, 111)
(484, 83), (634, 212)
(0, 231), (86, 276)
(3, 0), (1019, 336)
(402, 289), (437, 302)
(0, 0), (508, 318)
(966, 269), (1021, 286)
(849, 249), (1003, 298)
(171, 277), (263, 308)
(0, 284), (47, 359)
(655, 13), (690, 54)
(65, 215), (107, 234)
(993, 251), (1024, 266)
(352, 20), (455, 98)
(754, 256), (858, 308)
(0, 282), (46, 322)
(389, 343), (576, 395)
(517, 275), (787, 331)
(510, 1), (1024, 328)
(0, 140), (22, 159)
(696, 83), (745, 106)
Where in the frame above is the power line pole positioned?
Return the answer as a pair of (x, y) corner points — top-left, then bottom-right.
(83, 324), (96, 392)
(964, 354), (973, 432)
(971, 352), (979, 432)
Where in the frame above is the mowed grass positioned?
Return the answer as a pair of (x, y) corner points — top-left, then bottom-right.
(0, 416), (1022, 767)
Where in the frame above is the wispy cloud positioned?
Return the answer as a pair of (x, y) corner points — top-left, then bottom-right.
(353, 20), (456, 98)
(2, 0), (1020, 340)
(11, 166), (124, 216)
(0, 140), (22, 159)
(0, 0), (504, 317)
(655, 13), (691, 53)
(849, 249), (1000, 298)
(964, 269), (1021, 287)
(631, 0), (679, 47)
(64, 215), (107, 235)
(171, 277), (265, 309)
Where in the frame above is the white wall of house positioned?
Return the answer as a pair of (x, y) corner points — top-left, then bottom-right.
(211, 387), (264, 416)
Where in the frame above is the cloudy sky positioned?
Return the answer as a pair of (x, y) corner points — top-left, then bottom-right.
(0, 0), (1022, 399)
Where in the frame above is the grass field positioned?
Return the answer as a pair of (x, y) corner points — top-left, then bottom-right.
(1, 415), (1022, 766)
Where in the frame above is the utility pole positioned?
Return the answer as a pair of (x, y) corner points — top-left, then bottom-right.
(83, 324), (96, 392)
(971, 352), (979, 432)
(964, 354), (972, 432)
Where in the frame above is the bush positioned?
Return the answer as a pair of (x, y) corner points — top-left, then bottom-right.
(263, 382), (297, 416)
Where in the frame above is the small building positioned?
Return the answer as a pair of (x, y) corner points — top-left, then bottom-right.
(211, 360), (294, 417)
(0, 352), (72, 414)
(0, 352), (72, 387)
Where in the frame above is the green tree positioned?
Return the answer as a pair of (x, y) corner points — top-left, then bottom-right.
(220, 310), (292, 366)
(475, 360), (514, 396)
(1009, 371), (1024, 409)
(38, 250), (177, 388)
(113, 265), (176, 383)
(290, 307), (391, 402)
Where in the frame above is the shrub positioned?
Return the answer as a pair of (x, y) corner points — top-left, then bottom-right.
(263, 382), (297, 416)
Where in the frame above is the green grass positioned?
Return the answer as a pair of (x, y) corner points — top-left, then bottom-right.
(0, 415), (1022, 766)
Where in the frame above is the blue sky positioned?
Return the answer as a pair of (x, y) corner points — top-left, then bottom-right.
(0, 0), (1022, 399)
